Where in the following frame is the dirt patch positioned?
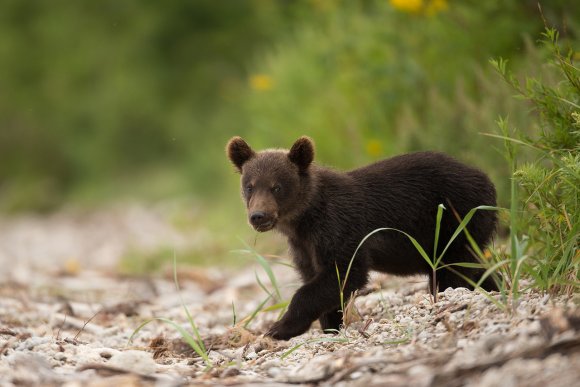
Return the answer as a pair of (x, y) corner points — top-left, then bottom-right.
(0, 206), (578, 386)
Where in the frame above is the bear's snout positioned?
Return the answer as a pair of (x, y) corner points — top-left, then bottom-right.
(249, 211), (276, 232)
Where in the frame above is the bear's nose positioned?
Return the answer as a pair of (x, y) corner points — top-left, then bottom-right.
(250, 211), (266, 226)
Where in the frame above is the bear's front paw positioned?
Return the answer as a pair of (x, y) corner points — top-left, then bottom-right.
(265, 318), (310, 341)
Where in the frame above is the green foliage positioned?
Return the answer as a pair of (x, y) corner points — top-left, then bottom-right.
(240, 0), (565, 204)
(1, 1), (576, 212)
(492, 28), (580, 294)
(0, 0), (301, 211)
(2, 2), (579, 293)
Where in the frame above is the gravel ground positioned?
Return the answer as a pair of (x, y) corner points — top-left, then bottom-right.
(0, 205), (579, 386)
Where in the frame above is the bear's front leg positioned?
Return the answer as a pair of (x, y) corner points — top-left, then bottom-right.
(266, 313), (312, 341)
(266, 267), (367, 340)
(265, 282), (321, 340)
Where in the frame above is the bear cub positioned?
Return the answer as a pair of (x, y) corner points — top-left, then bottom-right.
(226, 136), (498, 340)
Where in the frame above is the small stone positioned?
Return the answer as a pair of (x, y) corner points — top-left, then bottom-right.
(107, 350), (157, 375)
(417, 330), (430, 341)
(99, 349), (117, 359)
(479, 367), (516, 387)
(260, 359), (281, 370)
(287, 354), (335, 383)
(17, 336), (51, 351)
(482, 334), (503, 352)
(54, 352), (67, 362)
(267, 366), (282, 378)
(399, 316), (412, 324)
(220, 366), (240, 378)
(408, 364), (431, 377)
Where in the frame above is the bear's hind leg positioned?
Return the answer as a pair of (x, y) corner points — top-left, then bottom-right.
(434, 263), (498, 292)
(319, 309), (343, 333)
(433, 236), (498, 292)
(433, 268), (471, 292)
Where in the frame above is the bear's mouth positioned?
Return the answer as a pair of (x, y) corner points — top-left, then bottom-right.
(254, 221), (275, 232)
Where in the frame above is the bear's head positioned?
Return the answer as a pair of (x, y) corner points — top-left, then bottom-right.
(226, 136), (315, 232)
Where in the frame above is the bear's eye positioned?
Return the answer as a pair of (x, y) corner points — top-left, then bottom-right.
(245, 185), (253, 195)
(272, 185), (281, 193)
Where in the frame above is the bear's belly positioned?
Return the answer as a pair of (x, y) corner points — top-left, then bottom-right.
(367, 245), (431, 276)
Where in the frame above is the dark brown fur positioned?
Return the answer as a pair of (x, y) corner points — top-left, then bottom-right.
(226, 136), (498, 340)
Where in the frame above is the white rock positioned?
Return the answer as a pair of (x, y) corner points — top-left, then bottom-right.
(477, 367), (516, 387)
(260, 359), (281, 370)
(267, 366), (282, 378)
(407, 364), (431, 376)
(16, 336), (51, 351)
(54, 352), (67, 362)
(107, 350), (157, 375)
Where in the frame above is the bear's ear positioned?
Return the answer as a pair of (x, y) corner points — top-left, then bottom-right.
(288, 136), (314, 173)
(226, 136), (255, 173)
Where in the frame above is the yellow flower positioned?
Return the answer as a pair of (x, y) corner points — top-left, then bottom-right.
(249, 74), (274, 91)
(389, 0), (423, 14)
(389, 0), (448, 15)
(365, 139), (383, 157)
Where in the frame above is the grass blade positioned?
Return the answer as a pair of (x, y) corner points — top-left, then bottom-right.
(255, 270), (274, 299)
(242, 294), (272, 329)
(239, 240), (282, 302)
(232, 301), (237, 326)
(335, 261), (344, 312)
(436, 205), (499, 266)
(128, 317), (212, 365)
(344, 227), (433, 293)
(173, 253), (206, 353)
(261, 301), (290, 312)
(433, 204), (446, 261)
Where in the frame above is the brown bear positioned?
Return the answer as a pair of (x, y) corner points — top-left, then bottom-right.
(226, 136), (498, 340)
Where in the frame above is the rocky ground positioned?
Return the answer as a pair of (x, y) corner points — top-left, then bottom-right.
(0, 205), (579, 386)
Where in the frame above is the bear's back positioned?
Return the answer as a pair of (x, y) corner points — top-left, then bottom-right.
(340, 151), (496, 229)
(348, 151), (494, 201)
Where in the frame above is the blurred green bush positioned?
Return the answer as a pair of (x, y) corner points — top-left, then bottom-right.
(0, 0), (302, 210)
(241, 1), (577, 205)
(0, 0), (577, 212)
(493, 28), (579, 293)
